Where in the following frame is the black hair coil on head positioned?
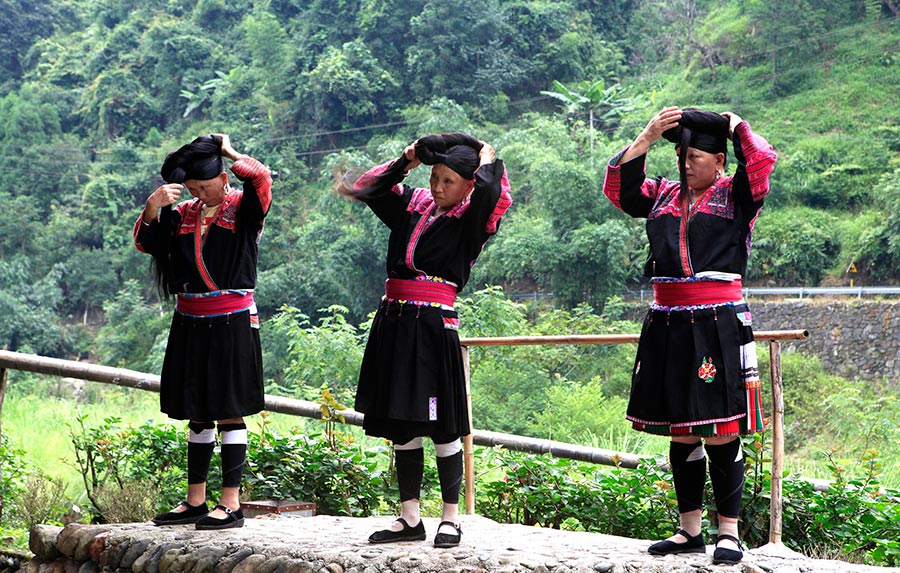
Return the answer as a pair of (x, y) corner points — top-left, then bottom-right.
(160, 134), (224, 183)
(414, 132), (483, 180)
(661, 109), (729, 155)
(661, 109), (729, 199)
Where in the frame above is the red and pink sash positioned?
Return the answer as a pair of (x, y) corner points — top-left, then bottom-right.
(652, 279), (743, 307)
(384, 277), (457, 308)
(176, 290), (255, 317)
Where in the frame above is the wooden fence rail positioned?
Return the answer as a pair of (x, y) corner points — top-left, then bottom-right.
(0, 327), (807, 545)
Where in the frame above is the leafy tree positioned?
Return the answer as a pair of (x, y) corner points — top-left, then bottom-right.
(504, 1), (627, 93)
(263, 305), (365, 402)
(470, 210), (560, 291)
(56, 249), (119, 322)
(552, 221), (634, 312)
(405, 0), (527, 106)
(256, 205), (386, 323)
(0, 256), (70, 356)
(0, 0), (61, 88)
(93, 280), (168, 372)
(857, 167), (900, 281)
(357, 0), (426, 78)
(240, 10), (296, 103)
(297, 40), (397, 130)
(81, 68), (161, 139)
(750, 207), (842, 284)
(0, 191), (41, 257)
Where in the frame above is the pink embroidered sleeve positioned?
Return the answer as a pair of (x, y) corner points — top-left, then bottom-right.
(603, 146), (661, 216)
(231, 155), (273, 213)
(602, 155), (625, 210)
(354, 160), (406, 197)
(485, 167), (512, 234)
(133, 214), (150, 253)
(735, 122), (777, 202)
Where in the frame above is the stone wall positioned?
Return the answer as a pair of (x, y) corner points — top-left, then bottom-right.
(623, 299), (900, 383)
(749, 299), (900, 383)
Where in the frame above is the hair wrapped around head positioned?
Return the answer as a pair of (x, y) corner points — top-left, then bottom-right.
(661, 109), (729, 195)
(661, 109), (729, 155)
(160, 134), (224, 183)
(414, 132), (483, 180)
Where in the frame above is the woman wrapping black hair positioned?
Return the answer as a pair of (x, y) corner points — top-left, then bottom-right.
(134, 134), (273, 530)
(344, 132), (511, 548)
(150, 134), (226, 297)
(602, 107), (777, 564)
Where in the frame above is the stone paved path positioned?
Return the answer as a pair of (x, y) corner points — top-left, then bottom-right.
(26, 514), (900, 573)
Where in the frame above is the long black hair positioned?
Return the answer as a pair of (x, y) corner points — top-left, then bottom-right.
(152, 135), (224, 298)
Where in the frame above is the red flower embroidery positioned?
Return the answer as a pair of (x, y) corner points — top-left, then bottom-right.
(698, 357), (717, 383)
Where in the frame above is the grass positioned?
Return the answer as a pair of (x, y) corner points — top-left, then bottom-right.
(1, 377), (328, 497)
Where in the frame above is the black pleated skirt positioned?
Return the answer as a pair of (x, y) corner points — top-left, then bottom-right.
(354, 300), (470, 444)
(160, 309), (264, 421)
(626, 302), (764, 437)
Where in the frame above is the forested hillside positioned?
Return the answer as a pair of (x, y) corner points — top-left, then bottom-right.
(2, 0), (900, 364)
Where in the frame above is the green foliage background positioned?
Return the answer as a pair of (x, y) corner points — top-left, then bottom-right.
(2, 0), (900, 355)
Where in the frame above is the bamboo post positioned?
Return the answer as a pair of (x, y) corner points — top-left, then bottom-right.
(0, 367), (6, 437)
(460, 346), (475, 515)
(0, 367), (7, 524)
(768, 340), (785, 545)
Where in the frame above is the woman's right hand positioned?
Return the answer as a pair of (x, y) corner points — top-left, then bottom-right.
(143, 183), (183, 222)
(617, 106), (682, 165)
(403, 142), (421, 170)
(640, 106), (682, 144)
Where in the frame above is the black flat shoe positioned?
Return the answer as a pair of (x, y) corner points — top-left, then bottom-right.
(648, 529), (706, 555)
(712, 533), (744, 564)
(433, 520), (462, 548)
(368, 517), (426, 543)
(195, 505), (244, 530)
(151, 500), (210, 525)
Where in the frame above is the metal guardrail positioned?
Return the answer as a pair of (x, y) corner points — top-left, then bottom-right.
(510, 286), (900, 302)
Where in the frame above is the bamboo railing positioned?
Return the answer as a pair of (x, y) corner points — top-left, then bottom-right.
(0, 327), (807, 545)
(457, 329), (809, 546)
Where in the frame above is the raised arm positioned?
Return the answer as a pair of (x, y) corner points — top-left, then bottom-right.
(725, 116), (777, 208)
(616, 106), (682, 165)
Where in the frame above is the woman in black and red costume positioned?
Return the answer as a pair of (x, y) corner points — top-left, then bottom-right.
(345, 133), (511, 548)
(602, 107), (776, 564)
(134, 134), (273, 530)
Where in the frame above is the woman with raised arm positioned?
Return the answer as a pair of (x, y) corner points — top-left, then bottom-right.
(344, 133), (511, 548)
(602, 108), (776, 564)
(134, 134), (273, 530)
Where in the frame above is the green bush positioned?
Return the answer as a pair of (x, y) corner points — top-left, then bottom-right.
(476, 434), (900, 567)
(245, 409), (393, 517)
(750, 207), (841, 284)
(68, 416), (188, 522)
(475, 447), (677, 538)
(0, 435), (28, 526)
(781, 450), (900, 566)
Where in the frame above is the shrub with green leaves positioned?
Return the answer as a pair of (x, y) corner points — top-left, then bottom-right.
(68, 416), (188, 522)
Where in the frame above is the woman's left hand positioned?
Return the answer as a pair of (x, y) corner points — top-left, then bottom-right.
(479, 142), (495, 165)
(212, 133), (241, 161)
(720, 112), (743, 136)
